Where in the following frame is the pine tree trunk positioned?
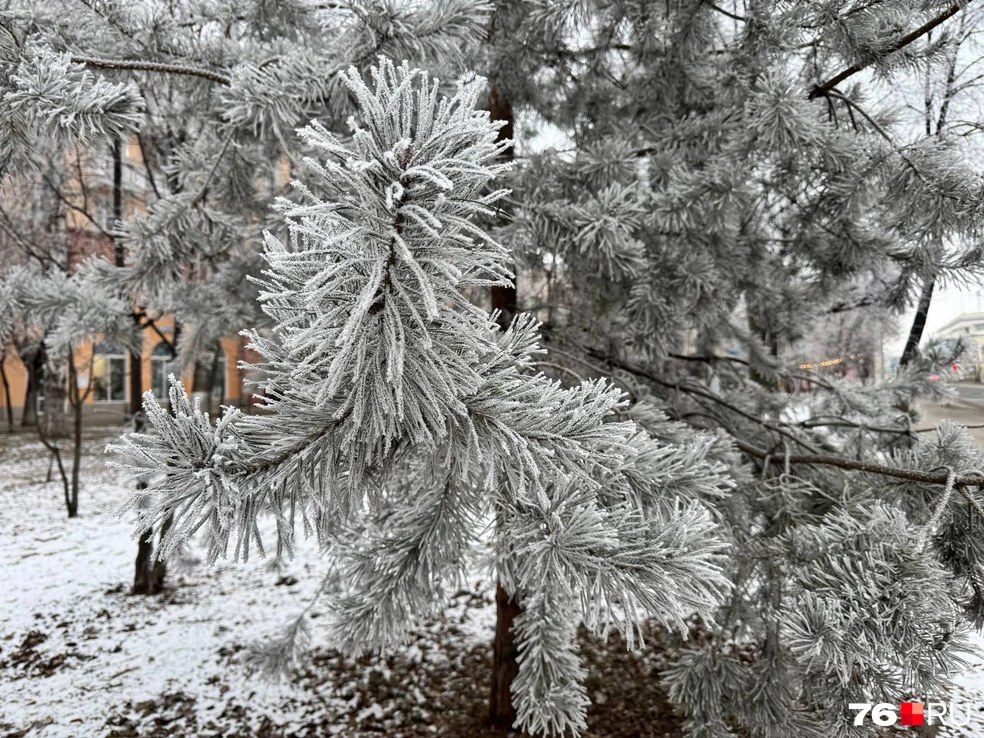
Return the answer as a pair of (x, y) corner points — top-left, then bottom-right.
(132, 508), (167, 594)
(131, 360), (166, 594)
(489, 582), (522, 728)
(487, 76), (520, 729)
(900, 274), (935, 368)
(488, 85), (516, 328)
(112, 136), (168, 595)
(134, 326), (181, 594)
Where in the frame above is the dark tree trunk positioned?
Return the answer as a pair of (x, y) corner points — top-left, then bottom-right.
(20, 345), (41, 427)
(0, 352), (13, 432)
(111, 137), (167, 594)
(900, 275), (935, 368)
(133, 526), (157, 589)
(35, 424), (70, 517)
(487, 76), (521, 729)
(489, 583), (523, 728)
(488, 85), (516, 328)
(68, 360), (82, 518)
(134, 325), (180, 594)
(125, 333), (169, 593)
(132, 509), (168, 595)
(129, 348), (143, 412)
(131, 402), (159, 595)
(129, 315), (179, 593)
(34, 358), (72, 517)
(43, 438), (71, 518)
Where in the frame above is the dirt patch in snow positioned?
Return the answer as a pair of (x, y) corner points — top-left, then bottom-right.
(98, 600), (687, 738)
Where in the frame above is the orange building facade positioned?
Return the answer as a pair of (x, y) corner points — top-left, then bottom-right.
(0, 138), (260, 427)
(0, 320), (253, 427)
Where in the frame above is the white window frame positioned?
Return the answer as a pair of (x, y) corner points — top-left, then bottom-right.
(92, 344), (127, 403)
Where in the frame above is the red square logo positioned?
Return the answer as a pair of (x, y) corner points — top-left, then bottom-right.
(901, 702), (924, 726)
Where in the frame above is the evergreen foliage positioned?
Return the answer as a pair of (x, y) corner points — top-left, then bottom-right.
(2, 0), (495, 374)
(7, 0), (984, 736)
(0, 16), (141, 175)
(487, 2), (984, 736)
(112, 60), (734, 736)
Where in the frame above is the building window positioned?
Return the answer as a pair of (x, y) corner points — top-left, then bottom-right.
(36, 363), (45, 415)
(212, 354), (226, 403)
(93, 341), (126, 402)
(151, 342), (177, 400)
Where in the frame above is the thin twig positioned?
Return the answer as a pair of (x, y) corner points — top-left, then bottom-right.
(38, 170), (113, 239)
(191, 133), (235, 207)
(530, 361), (585, 384)
(827, 90), (927, 180)
(71, 55), (231, 86)
(590, 350), (824, 453)
(733, 438), (984, 488)
(701, 0), (746, 22)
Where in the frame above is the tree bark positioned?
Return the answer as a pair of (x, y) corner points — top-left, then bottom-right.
(489, 583), (523, 728)
(133, 513), (167, 594)
(0, 351), (13, 432)
(900, 275), (935, 368)
(20, 344), (41, 427)
(67, 360), (82, 518)
(488, 85), (516, 328)
(112, 136), (168, 594)
(125, 333), (168, 593)
(41, 364), (67, 440)
(486, 71), (521, 728)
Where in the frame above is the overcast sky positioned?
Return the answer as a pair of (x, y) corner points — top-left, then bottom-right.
(884, 283), (984, 358)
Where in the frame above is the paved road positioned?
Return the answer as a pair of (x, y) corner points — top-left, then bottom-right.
(921, 394), (984, 446)
(955, 383), (984, 402)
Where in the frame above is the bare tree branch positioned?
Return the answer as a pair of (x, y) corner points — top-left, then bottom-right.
(809, 1), (974, 100)
(700, 0), (746, 22)
(734, 437), (984, 492)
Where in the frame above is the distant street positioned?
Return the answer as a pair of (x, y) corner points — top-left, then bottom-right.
(922, 383), (984, 445)
(955, 383), (984, 403)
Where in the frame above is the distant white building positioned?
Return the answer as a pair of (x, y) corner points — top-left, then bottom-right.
(935, 312), (984, 380)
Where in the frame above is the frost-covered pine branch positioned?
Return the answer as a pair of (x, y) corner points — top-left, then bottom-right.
(112, 59), (733, 737)
(0, 263), (138, 359)
(0, 24), (141, 174)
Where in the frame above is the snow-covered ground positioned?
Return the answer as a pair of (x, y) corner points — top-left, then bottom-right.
(4, 428), (984, 737)
(0, 430), (499, 737)
(950, 648), (984, 737)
